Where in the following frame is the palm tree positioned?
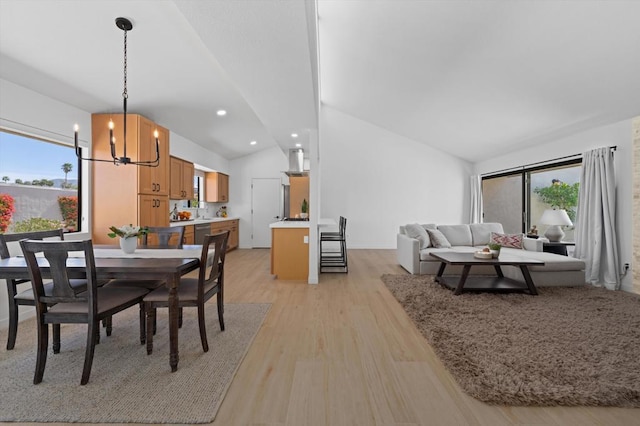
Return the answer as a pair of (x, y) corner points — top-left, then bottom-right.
(61, 163), (73, 188)
(1, 176), (9, 183)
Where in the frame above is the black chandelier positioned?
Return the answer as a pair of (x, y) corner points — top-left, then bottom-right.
(75, 17), (159, 167)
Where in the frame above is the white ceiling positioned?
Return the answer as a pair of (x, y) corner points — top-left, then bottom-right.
(1, 1), (640, 164)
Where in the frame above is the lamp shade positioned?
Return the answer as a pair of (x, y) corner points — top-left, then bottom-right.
(539, 209), (573, 226)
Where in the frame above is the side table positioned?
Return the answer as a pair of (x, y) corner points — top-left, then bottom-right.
(542, 241), (575, 256)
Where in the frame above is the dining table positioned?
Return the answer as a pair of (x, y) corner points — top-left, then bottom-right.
(0, 244), (204, 372)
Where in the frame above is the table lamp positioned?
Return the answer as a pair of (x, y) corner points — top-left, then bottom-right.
(539, 209), (573, 242)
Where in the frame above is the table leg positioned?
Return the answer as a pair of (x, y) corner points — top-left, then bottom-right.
(168, 274), (180, 372)
(494, 265), (504, 277)
(519, 265), (538, 295)
(435, 262), (447, 282)
(454, 265), (472, 295)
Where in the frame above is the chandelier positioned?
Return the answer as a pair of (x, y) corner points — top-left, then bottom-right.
(74, 17), (160, 167)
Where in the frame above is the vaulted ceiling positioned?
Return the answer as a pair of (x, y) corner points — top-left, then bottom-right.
(1, 1), (639, 163)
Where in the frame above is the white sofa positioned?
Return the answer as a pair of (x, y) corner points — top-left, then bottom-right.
(397, 222), (586, 287)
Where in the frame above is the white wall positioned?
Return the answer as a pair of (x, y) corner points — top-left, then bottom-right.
(319, 107), (474, 249)
(228, 146), (288, 248)
(475, 118), (636, 292)
(169, 131), (229, 173)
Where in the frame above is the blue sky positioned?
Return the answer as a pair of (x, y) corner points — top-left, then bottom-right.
(0, 131), (78, 182)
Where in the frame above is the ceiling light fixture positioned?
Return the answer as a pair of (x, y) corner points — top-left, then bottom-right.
(250, 141), (257, 145)
(291, 133), (298, 138)
(295, 143), (302, 147)
(216, 110), (227, 116)
(74, 17), (159, 167)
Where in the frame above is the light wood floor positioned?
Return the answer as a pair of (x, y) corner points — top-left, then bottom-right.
(214, 249), (640, 426)
(13, 249), (639, 426)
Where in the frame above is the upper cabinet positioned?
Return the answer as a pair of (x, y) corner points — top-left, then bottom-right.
(205, 172), (229, 202)
(137, 119), (170, 196)
(170, 156), (194, 200)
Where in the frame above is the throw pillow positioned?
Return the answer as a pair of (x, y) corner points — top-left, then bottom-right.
(405, 223), (430, 249)
(426, 228), (452, 248)
(490, 232), (524, 249)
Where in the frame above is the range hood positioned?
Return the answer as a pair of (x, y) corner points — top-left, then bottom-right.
(284, 148), (308, 177)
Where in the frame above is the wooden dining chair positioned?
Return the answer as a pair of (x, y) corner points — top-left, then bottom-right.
(19, 239), (151, 385)
(0, 229), (89, 351)
(143, 231), (229, 354)
(141, 226), (185, 248)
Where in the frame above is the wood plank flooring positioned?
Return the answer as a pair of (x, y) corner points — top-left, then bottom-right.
(214, 249), (640, 426)
(12, 248), (639, 426)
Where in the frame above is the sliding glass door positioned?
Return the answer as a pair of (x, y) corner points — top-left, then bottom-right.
(482, 159), (581, 240)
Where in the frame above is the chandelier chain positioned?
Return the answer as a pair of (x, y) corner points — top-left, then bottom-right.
(123, 28), (128, 99)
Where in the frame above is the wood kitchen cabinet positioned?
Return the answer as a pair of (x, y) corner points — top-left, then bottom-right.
(170, 156), (194, 200)
(183, 225), (194, 245)
(210, 219), (239, 251)
(91, 113), (170, 244)
(205, 172), (229, 202)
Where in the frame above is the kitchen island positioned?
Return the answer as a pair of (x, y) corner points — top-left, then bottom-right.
(269, 219), (337, 280)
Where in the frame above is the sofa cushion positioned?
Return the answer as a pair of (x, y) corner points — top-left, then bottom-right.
(426, 228), (452, 248)
(437, 225), (472, 246)
(419, 245), (476, 261)
(470, 223), (504, 246)
(405, 223), (431, 249)
(501, 248), (585, 272)
(490, 232), (524, 249)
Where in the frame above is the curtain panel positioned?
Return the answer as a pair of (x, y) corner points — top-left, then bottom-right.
(469, 175), (483, 224)
(574, 147), (620, 289)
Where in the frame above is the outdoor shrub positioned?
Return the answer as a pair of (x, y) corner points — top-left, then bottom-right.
(0, 193), (15, 233)
(12, 217), (63, 233)
(533, 179), (579, 221)
(58, 195), (78, 231)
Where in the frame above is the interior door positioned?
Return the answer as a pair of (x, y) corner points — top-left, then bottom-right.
(251, 178), (281, 248)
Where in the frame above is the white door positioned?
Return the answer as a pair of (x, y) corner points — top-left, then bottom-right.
(251, 178), (281, 248)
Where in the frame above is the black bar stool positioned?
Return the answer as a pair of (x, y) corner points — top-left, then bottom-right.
(320, 216), (348, 273)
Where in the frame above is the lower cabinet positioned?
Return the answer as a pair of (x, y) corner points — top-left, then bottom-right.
(210, 219), (239, 251)
(138, 194), (169, 246)
(183, 225), (194, 245)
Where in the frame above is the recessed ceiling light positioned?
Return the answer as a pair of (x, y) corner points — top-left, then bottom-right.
(250, 140), (257, 145)
(295, 143), (302, 147)
(291, 133), (298, 138)
(216, 110), (227, 116)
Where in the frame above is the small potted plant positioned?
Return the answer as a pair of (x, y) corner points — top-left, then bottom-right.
(488, 243), (501, 258)
(108, 224), (148, 254)
(300, 198), (308, 219)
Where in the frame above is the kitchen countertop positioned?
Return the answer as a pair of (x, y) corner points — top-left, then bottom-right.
(169, 217), (239, 227)
(269, 218), (337, 229)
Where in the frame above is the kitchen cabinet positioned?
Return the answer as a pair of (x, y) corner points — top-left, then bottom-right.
(210, 219), (239, 251)
(91, 113), (170, 244)
(205, 172), (229, 202)
(170, 156), (194, 200)
(183, 225), (194, 245)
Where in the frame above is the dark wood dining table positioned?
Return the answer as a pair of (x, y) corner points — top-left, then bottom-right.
(0, 246), (202, 372)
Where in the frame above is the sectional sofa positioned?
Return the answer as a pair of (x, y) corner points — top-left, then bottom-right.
(397, 222), (586, 287)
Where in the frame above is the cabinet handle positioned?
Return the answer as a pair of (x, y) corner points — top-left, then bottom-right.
(157, 184), (161, 192)
(152, 183), (157, 192)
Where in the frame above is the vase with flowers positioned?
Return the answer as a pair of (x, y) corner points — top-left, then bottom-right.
(108, 224), (148, 254)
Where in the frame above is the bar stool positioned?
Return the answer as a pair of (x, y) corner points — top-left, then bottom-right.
(320, 216), (348, 273)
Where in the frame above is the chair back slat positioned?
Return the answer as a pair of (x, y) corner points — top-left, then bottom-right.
(20, 239), (95, 308)
(199, 231), (229, 296)
(141, 226), (185, 248)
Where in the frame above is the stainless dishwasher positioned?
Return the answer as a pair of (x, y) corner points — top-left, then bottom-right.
(194, 223), (210, 245)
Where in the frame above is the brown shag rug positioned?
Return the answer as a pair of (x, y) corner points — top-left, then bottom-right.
(381, 274), (640, 407)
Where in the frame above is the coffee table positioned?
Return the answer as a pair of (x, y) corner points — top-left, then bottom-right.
(429, 251), (544, 295)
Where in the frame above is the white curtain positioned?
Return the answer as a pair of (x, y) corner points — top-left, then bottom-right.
(469, 175), (483, 224)
(574, 147), (620, 289)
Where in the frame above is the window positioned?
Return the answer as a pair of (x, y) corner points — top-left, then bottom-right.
(482, 159), (581, 241)
(0, 130), (81, 234)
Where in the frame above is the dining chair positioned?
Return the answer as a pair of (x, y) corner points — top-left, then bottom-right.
(20, 238), (150, 385)
(105, 225), (186, 334)
(0, 229), (87, 351)
(143, 231), (229, 354)
(141, 226), (185, 248)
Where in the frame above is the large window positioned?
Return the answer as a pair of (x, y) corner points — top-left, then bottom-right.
(482, 159), (581, 241)
(0, 130), (81, 234)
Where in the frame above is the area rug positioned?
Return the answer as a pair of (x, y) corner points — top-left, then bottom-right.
(0, 303), (270, 423)
(381, 274), (640, 407)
